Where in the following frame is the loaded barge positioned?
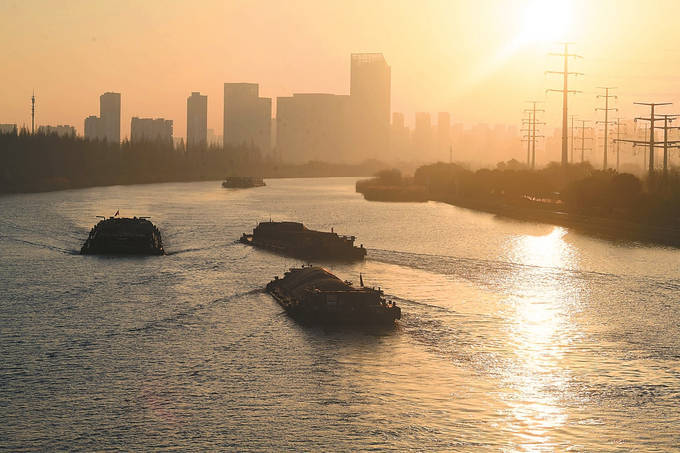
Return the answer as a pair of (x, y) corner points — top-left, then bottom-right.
(240, 221), (366, 261)
(266, 266), (401, 325)
(81, 216), (164, 255)
(222, 176), (266, 188)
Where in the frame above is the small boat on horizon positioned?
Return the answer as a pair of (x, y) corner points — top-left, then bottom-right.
(222, 176), (266, 189)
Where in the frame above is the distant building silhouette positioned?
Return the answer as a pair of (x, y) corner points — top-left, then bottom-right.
(350, 53), (391, 161)
(414, 112), (433, 157)
(223, 83), (271, 153)
(84, 92), (120, 143)
(0, 124), (17, 134)
(84, 115), (102, 140)
(37, 125), (76, 137)
(277, 93), (351, 163)
(390, 112), (410, 160)
(187, 92), (207, 150)
(437, 112), (451, 159)
(100, 92), (121, 144)
(130, 117), (173, 145)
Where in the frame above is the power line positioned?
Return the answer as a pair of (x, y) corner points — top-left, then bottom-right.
(595, 87), (617, 170)
(569, 114), (578, 163)
(576, 119), (593, 163)
(616, 102), (671, 176)
(524, 101), (545, 169)
(547, 42), (582, 167)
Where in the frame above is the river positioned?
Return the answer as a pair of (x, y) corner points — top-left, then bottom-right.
(1, 177), (679, 451)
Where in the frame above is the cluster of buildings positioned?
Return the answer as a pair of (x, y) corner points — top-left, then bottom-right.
(2, 52), (527, 165)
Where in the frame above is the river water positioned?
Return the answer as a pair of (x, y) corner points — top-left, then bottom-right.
(1, 177), (679, 451)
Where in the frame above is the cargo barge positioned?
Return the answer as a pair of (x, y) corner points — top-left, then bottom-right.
(266, 266), (401, 325)
(81, 216), (164, 255)
(222, 176), (266, 188)
(240, 221), (366, 261)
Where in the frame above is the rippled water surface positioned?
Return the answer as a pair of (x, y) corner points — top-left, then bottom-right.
(2, 178), (679, 451)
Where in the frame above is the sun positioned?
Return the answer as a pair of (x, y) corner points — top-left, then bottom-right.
(519, 0), (572, 44)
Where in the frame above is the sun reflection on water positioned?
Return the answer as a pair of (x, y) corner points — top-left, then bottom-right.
(500, 227), (581, 449)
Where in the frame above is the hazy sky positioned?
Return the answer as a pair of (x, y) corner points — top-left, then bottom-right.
(2, 0), (680, 139)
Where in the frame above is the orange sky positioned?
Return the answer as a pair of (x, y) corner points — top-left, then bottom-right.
(2, 0), (679, 140)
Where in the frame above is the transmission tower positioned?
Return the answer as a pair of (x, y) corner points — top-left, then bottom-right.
(521, 111), (532, 167)
(524, 101), (545, 169)
(576, 119), (593, 163)
(653, 114), (680, 174)
(616, 102), (671, 176)
(595, 87), (617, 170)
(31, 91), (35, 135)
(613, 117), (627, 172)
(547, 42), (582, 167)
(569, 114), (578, 163)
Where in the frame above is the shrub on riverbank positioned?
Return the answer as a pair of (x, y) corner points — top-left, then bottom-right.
(356, 160), (680, 227)
(0, 131), (389, 193)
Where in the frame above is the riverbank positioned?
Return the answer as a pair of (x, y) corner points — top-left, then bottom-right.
(356, 176), (680, 247)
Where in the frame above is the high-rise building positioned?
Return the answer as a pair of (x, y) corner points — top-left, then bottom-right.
(223, 83), (271, 153)
(414, 112), (433, 158)
(130, 117), (173, 145)
(350, 53), (391, 161)
(84, 115), (101, 140)
(276, 93), (351, 163)
(437, 112), (451, 159)
(390, 112), (410, 160)
(99, 92), (121, 143)
(186, 92), (207, 150)
(37, 125), (76, 137)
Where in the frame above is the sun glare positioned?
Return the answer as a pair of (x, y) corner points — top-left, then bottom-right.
(519, 0), (572, 44)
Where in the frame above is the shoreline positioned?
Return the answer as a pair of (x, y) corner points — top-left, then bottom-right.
(0, 174), (369, 197)
(360, 188), (680, 248)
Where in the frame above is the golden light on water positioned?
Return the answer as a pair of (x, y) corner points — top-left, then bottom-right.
(501, 226), (577, 448)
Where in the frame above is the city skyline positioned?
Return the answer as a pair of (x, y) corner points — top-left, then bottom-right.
(3, 1), (680, 146)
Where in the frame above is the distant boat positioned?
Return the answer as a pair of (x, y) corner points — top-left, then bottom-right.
(81, 217), (164, 255)
(221, 176), (266, 189)
(266, 266), (401, 326)
(240, 221), (367, 261)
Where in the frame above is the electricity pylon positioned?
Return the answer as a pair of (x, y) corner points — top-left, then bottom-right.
(616, 102), (671, 176)
(547, 42), (582, 167)
(595, 87), (617, 170)
(613, 117), (627, 172)
(569, 115), (578, 163)
(521, 110), (533, 166)
(31, 91), (35, 135)
(525, 101), (545, 169)
(576, 119), (593, 163)
(653, 114), (680, 175)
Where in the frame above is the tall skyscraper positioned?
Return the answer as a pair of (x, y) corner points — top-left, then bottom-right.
(350, 53), (391, 161)
(223, 83), (271, 153)
(100, 92), (121, 144)
(186, 92), (207, 150)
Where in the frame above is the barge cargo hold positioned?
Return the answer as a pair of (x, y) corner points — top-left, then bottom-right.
(80, 217), (164, 255)
(222, 177), (266, 188)
(266, 266), (401, 325)
(240, 221), (366, 261)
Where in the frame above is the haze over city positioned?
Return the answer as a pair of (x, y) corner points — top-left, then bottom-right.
(3, 1), (680, 451)
(3, 0), (680, 164)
